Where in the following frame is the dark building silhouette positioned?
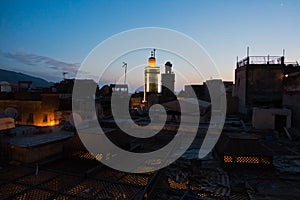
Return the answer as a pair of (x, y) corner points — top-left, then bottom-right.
(283, 69), (300, 128)
(97, 84), (129, 116)
(234, 55), (285, 114)
(184, 84), (209, 101)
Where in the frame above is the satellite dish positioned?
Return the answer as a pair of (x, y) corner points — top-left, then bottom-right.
(68, 113), (82, 127)
(4, 107), (18, 119)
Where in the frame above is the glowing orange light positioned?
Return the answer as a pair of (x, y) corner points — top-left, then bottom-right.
(148, 57), (156, 67)
(224, 155), (233, 163)
(49, 121), (55, 126)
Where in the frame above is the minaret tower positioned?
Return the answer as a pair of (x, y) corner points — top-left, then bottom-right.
(143, 49), (160, 102)
(161, 61), (175, 94)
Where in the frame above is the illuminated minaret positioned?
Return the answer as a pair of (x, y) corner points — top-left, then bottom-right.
(143, 49), (160, 102)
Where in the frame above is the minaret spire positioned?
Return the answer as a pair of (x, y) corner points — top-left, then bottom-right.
(148, 49), (156, 67)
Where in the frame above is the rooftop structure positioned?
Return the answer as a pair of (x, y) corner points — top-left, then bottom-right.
(234, 51), (288, 114)
(161, 61), (175, 94)
(110, 84), (128, 95)
(237, 55), (285, 68)
(283, 70), (300, 128)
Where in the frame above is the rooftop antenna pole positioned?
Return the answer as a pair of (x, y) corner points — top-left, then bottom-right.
(247, 46), (249, 57)
(283, 49), (285, 57)
(122, 62), (127, 84)
(153, 49), (156, 57)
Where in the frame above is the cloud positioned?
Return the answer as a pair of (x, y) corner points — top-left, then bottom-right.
(0, 50), (80, 82)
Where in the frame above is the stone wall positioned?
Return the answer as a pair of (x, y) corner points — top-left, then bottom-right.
(235, 64), (283, 114)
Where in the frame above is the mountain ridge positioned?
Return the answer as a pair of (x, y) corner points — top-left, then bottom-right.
(0, 68), (54, 88)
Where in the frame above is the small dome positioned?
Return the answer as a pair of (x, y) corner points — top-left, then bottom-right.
(165, 61), (172, 67)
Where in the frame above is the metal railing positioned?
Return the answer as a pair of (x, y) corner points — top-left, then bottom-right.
(237, 56), (285, 68)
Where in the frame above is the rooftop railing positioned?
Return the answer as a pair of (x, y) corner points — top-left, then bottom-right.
(285, 62), (300, 67)
(237, 56), (285, 68)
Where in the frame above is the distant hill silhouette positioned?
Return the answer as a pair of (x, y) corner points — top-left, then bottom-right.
(0, 69), (53, 88)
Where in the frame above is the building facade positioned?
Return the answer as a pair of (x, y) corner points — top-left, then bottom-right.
(144, 49), (160, 102)
(0, 93), (59, 126)
(283, 70), (300, 128)
(234, 55), (285, 114)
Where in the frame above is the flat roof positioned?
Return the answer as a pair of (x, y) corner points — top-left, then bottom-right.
(7, 131), (75, 147)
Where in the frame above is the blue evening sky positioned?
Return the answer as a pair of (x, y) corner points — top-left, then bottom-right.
(0, 0), (299, 89)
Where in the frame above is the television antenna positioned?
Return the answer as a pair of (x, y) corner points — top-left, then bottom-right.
(122, 62), (127, 84)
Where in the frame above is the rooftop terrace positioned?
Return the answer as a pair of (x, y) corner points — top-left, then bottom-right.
(237, 56), (285, 68)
